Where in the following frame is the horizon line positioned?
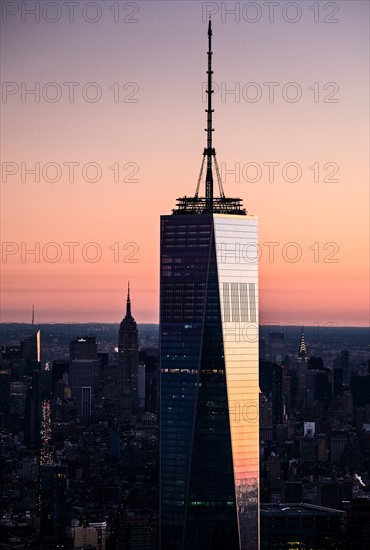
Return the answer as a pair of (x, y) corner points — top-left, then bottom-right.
(1, 321), (369, 329)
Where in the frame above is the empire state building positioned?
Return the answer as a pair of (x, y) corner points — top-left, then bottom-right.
(118, 283), (139, 418)
(160, 21), (259, 550)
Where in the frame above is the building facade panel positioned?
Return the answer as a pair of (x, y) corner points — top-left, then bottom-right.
(214, 214), (259, 550)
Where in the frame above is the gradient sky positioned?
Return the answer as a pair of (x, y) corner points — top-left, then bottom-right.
(1, 0), (369, 325)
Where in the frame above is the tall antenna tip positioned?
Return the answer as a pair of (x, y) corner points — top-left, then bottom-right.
(208, 19), (212, 34)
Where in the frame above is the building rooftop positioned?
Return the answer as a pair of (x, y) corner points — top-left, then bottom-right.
(261, 503), (346, 516)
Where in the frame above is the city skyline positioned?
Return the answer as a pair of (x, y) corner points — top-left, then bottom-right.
(1, 4), (369, 548)
(1, 1), (369, 326)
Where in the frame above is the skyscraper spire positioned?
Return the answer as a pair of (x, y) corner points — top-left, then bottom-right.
(299, 327), (307, 358)
(32, 304), (34, 330)
(174, 21), (245, 216)
(205, 18), (215, 210)
(118, 281), (139, 419)
(126, 281), (131, 318)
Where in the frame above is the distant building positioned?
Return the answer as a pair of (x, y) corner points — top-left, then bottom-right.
(1, 345), (21, 375)
(260, 361), (284, 425)
(73, 520), (107, 550)
(330, 430), (349, 464)
(70, 359), (98, 422)
(76, 386), (92, 423)
(351, 375), (370, 407)
(317, 434), (329, 463)
(10, 381), (27, 416)
(0, 369), (11, 418)
(39, 464), (67, 540)
(51, 359), (69, 394)
(69, 336), (99, 423)
(284, 482), (302, 503)
(21, 329), (40, 377)
(139, 348), (159, 415)
(20, 329), (41, 447)
(118, 283), (139, 418)
(306, 369), (330, 409)
(261, 503), (347, 549)
(260, 394), (273, 443)
(308, 356), (324, 370)
(70, 336), (98, 363)
(109, 430), (121, 456)
(333, 356), (344, 397)
(296, 328), (308, 410)
(346, 498), (370, 549)
(298, 329), (306, 358)
(138, 362), (146, 409)
(119, 510), (156, 550)
(341, 350), (350, 387)
(267, 455), (281, 481)
(259, 337), (266, 361)
(299, 435), (317, 463)
(269, 332), (285, 364)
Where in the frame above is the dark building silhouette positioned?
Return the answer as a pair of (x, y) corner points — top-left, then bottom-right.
(282, 366), (292, 414)
(333, 356), (343, 398)
(306, 369), (331, 409)
(0, 369), (11, 419)
(69, 337), (99, 423)
(346, 498), (370, 549)
(269, 332), (285, 364)
(308, 356), (325, 370)
(284, 482), (303, 503)
(39, 464), (67, 541)
(118, 283), (139, 418)
(70, 336), (98, 363)
(260, 361), (284, 425)
(23, 330), (41, 447)
(351, 375), (370, 407)
(1, 345), (21, 379)
(52, 359), (69, 394)
(119, 510), (157, 549)
(21, 333), (39, 377)
(333, 350), (350, 397)
(139, 348), (159, 415)
(341, 350), (350, 387)
(259, 337), (266, 361)
(160, 22), (259, 550)
(261, 503), (347, 549)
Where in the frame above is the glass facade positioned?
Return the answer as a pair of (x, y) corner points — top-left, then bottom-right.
(214, 215), (259, 549)
(160, 213), (259, 550)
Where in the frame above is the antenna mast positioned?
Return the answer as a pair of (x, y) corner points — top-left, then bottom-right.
(173, 20), (245, 216)
(205, 19), (214, 210)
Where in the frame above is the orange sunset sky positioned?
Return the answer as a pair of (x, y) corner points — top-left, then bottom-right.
(1, 0), (369, 326)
